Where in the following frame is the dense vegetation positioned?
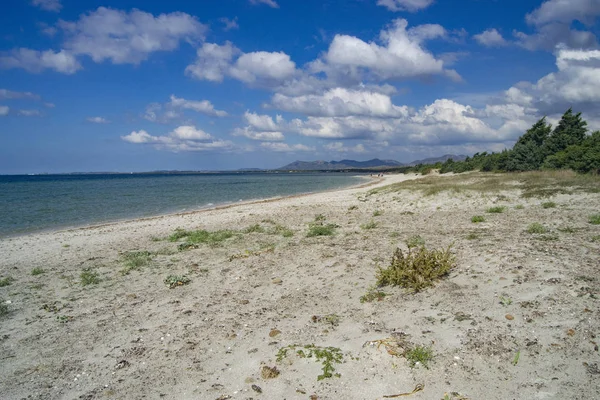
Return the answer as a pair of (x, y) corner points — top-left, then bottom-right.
(407, 108), (599, 175)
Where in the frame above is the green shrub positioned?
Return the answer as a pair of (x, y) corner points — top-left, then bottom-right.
(0, 277), (14, 287)
(0, 302), (10, 318)
(405, 345), (433, 368)
(121, 251), (153, 275)
(526, 223), (548, 234)
(171, 229), (237, 250)
(80, 269), (100, 286)
(164, 275), (191, 288)
(31, 267), (46, 276)
(272, 224), (294, 237)
(277, 344), (343, 381)
(589, 214), (600, 225)
(307, 215), (337, 237)
(486, 206), (506, 214)
(471, 215), (485, 223)
(542, 201), (557, 209)
(373, 210), (383, 217)
(360, 287), (387, 303)
(361, 220), (378, 230)
(405, 235), (425, 248)
(376, 246), (455, 292)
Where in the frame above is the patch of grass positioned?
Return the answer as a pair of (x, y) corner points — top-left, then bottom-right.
(515, 204), (525, 209)
(307, 215), (337, 237)
(31, 267), (46, 276)
(121, 251), (153, 275)
(499, 296), (512, 306)
(164, 275), (191, 288)
(373, 209), (383, 217)
(271, 224), (294, 237)
(405, 345), (433, 369)
(0, 302), (9, 318)
(589, 214), (600, 225)
(171, 228), (237, 250)
(466, 232), (480, 240)
(405, 235), (425, 248)
(486, 206), (506, 214)
(389, 231), (400, 238)
(361, 220), (378, 230)
(0, 277), (14, 287)
(314, 214), (326, 222)
(558, 226), (576, 233)
(276, 344), (344, 381)
(244, 224), (265, 233)
(360, 286), (387, 303)
(542, 201), (557, 209)
(376, 246), (455, 292)
(80, 269), (100, 286)
(471, 215), (485, 223)
(592, 235), (600, 242)
(526, 223), (548, 234)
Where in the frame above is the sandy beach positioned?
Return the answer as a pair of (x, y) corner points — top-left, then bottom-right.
(1, 172), (599, 400)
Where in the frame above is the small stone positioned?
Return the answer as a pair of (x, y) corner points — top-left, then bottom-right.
(272, 278), (283, 284)
(567, 329), (575, 336)
(505, 314), (514, 321)
(269, 329), (281, 337)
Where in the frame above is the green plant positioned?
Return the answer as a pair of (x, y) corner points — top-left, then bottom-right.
(31, 267), (46, 276)
(244, 224), (265, 233)
(405, 345), (433, 369)
(307, 215), (337, 237)
(499, 296), (512, 306)
(515, 205), (525, 209)
(276, 344), (344, 380)
(171, 228), (237, 250)
(361, 220), (378, 230)
(80, 269), (100, 286)
(0, 302), (9, 318)
(376, 246), (455, 292)
(512, 350), (521, 366)
(0, 277), (14, 287)
(471, 215), (485, 223)
(589, 214), (600, 225)
(56, 315), (73, 323)
(542, 201), (557, 209)
(486, 206), (506, 214)
(271, 224), (294, 237)
(164, 275), (191, 288)
(558, 226), (576, 233)
(526, 223), (548, 234)
(314, 214), (326, 222)
(405, 235), (425, 248)
(373, 209), (383, 217)
(466, 232), (480, 240)
(121, 251), (153, 275)
(360, 286), (387, 303)
(592, 235), (600, 242)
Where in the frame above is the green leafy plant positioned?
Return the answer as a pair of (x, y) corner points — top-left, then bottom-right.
(373, 209), (383, 217)
(244, 224), (265, 233)
(405, 235), (425, 248)
(121, 251), (153, 275)
(80, 269), (100, 286)
(542, 201), (557, 209)
(360, 286), (387, 303)
(0, 277), (14, 287)
(270, 224), (294, 237)
(499, 296), (512, 306)
(471, 215), (485, 223)
(589, 214), (600, 225)
(361, 220), (378, 230)
(486, 206), (506, 214)
(376, 246), (455, 292)
(31, 267), (46, 276)
(307, 215), (337, 237)
(170, 228), (237, 250)
(526, 223), (548, 234)
(512, 350), (521, 366)
(276, 344), (344, 381)
(164, 275), (191, 288)
(405, 345), (433, 368)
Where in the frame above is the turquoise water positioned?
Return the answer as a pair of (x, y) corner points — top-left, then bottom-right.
(0, 173), (365, 237)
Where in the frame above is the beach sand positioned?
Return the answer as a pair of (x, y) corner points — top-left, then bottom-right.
(1, 172), (599, 399)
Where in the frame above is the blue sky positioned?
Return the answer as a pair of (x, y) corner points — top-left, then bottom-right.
(1, 0), (599, 173)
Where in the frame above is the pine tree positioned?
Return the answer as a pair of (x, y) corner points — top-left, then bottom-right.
(506, 117), (552, 171)
(543, 108), (587, 157)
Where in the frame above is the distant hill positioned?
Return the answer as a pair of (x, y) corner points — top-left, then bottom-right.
(278, 158), (403, 171)
(278, 155), (466, 171)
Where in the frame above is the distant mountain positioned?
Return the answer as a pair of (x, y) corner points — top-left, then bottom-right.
(278, 155), (466, 171)
(406, 154), (467, 166)
(278, 158), (403, 171)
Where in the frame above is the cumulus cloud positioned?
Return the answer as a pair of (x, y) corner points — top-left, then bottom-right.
(271, 88), (410, 118)
(59, 7), (207, 65)
(244, 111), (281, 131)
(169, 95), (227, 117)
(232, 111), (285, 141)
(260, 142), (315, 152)
(233, 127), (285, 141)
(143, 95), (227, 122)
(0, 106), (8, 116)
(473, 29), (508, 47)
(0, 48), (81, 74)
(0, 89), (41, 100)
(87, 116), (109, 123)
(514, 24), (597, 51)
(18, 109), (42, 117)
(324, 142), (367, 153)
(186, 42), (297, 87)
(220, 17), (239, 31)
(376, 0), (434, 12)
(122, 126), (234, 152)
(31, 0), (62, 12)
(526, 0), (600, 26)
(249, 0), (279, 8)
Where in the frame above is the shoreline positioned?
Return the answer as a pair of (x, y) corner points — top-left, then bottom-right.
(0, 174), (381, 241)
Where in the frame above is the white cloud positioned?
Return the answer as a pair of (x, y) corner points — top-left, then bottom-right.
(376, 0), (434, 12)
(526, 0), (600, 26)
(31, 0), (62, 12)
(0, 89), (41, 100)
(0, 48), (81, 74)
(18, 109), (42, 117)
(233, 127), (285, 141)
(59, 7), (207, 65)
(324, 142), (367, 153)
(244, 111), (280, 131)
(474, 29), (508, 47)
(232, 111), (285, 141)
(122, 126), (234, 152)
(310, 19), (452, 83)
(514, 24), (597, 51)
(249, 0), (279, 8)
(87, 116), (109, 123)
(0, 106), (8, 116)
(169, 95), (227, 117)
(271, 88), (410, 118)
(220, 17), (239, 31)
(260, 142), (315, 152)
(185, 42), (240, 82)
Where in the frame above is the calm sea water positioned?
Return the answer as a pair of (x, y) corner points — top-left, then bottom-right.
(0, 172), (365, 237)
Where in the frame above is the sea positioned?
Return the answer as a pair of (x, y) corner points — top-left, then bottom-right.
(0, 172), (366, 238)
